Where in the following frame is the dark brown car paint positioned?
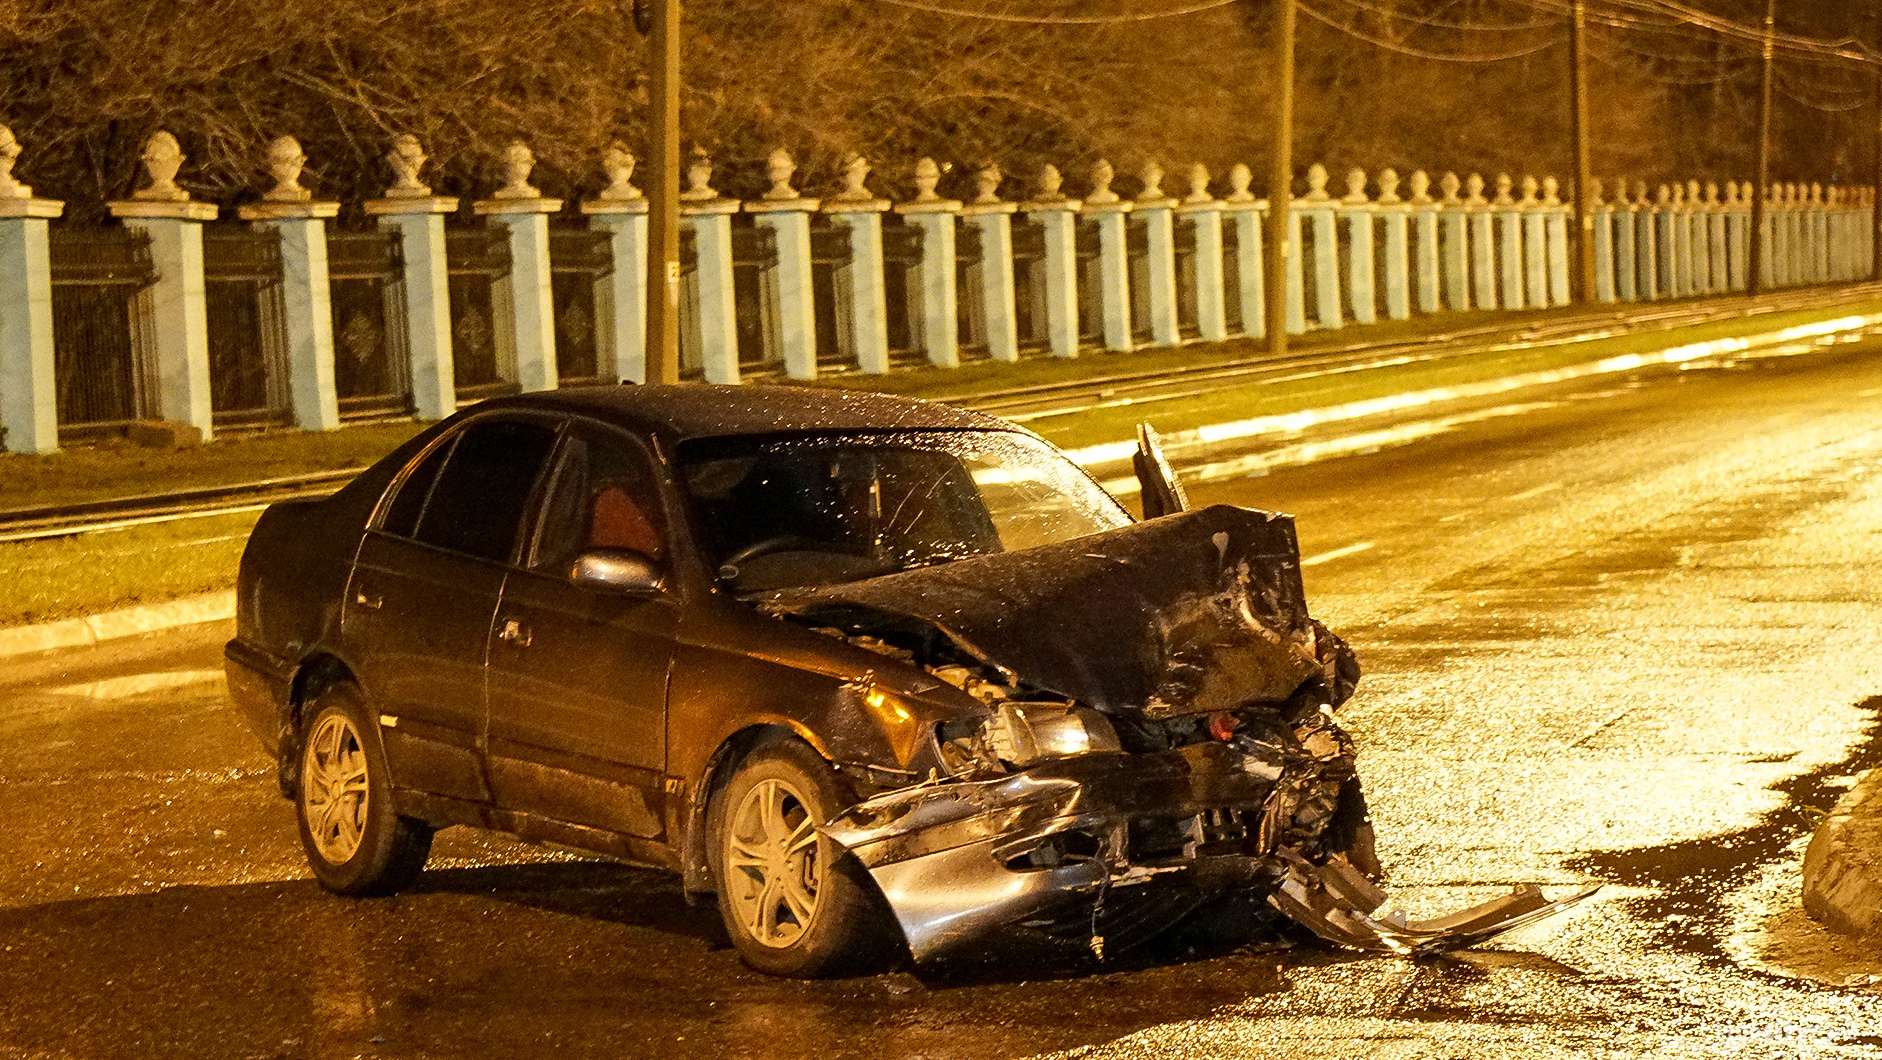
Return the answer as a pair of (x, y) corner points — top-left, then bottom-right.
(227, 387), (1013, 898)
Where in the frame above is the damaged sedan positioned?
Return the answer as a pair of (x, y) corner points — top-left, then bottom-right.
(226, 384), (1591, 977)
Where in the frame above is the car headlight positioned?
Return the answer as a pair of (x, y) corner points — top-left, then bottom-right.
(981, 701), (1121, 766)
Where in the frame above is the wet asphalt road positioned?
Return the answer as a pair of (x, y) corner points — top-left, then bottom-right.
(8, 341), (1882, 1058)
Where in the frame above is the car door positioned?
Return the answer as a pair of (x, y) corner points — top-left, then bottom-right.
(482, 427), (678, 840)
(343, 416), (561, 805)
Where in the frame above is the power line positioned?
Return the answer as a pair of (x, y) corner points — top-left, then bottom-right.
(866, 0), (1249, 24)
(1301, 0), (1564, 60)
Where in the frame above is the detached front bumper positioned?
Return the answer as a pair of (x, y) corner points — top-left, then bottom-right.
(823, 747), (1596, 962)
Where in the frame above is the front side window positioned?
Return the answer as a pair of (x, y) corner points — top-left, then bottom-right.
(382, 419), (560, 564)
(531, 432), (668, 574)
(679, 429), (1130, 589)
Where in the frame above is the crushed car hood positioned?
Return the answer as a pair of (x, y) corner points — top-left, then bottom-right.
(764, 505), (1345, 718)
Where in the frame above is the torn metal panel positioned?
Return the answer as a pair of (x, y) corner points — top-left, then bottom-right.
(766, 505), (1348, 719)
(1269, 851), (1602, 956)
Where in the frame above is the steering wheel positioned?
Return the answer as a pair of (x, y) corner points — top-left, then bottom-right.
(721, 535), (824, 573)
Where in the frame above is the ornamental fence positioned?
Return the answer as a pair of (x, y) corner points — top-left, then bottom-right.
(0, 128), (1874, 453)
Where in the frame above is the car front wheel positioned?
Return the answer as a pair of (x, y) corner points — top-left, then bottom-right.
(296, 684), (433, 896)
(712, 739), (897, 977)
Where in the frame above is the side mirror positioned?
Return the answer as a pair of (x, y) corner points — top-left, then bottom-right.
(570, 548), (665, 594)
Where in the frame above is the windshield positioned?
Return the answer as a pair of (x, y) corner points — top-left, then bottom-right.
(679, 429), (1132, 590)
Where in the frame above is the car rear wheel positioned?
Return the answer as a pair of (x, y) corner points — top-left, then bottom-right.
(712, 739), (897, 977)
(296, 684), (433, 896)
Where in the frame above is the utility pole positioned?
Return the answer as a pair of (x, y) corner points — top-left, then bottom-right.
(1265, 0), (1296, 359)
(1750, 0), (1775, 296)
(1570, 0), (1596, 302)
(644, 0), (682, 385)
(1872, 67), (1881, 281)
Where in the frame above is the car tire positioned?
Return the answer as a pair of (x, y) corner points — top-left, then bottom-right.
(711, 738), (897, 977)
(295, 683), (433, 896)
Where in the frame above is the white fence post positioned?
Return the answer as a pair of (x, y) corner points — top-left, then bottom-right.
(475, 141), (562, 394)
(107, 131), (218, 438)
(1338, 168), (1377, 326)
(746, 149), (821, 380)
(1591, 179), (1617, 304)
(364, 137), (457, 419)
(1493, 175), (1524, 310)
(1178, 164), (1228, 342)
(1222, 164), (1266, 339)
(1302, 164), (1342, 329)
(582, 144), (649, 384)
(822, 154), (892, 374)
(896, 157), (963, 367)
(1518, 176), (1547, 308)
(1409, 171), (1441, 314)
(0, 126), (62, 454)
(1543, 177), (1571, 306)
(677, 151), (742, 383)
(1636, 182), (1660, 300)
(960, 164), (1020, 363)
(1134, 162), (1181, 347)
(239, 136), (341, 431)
(1440, 173), (1473, 311)
(1084, 160), (1135, 351)
(1376, 168), (1412, 321)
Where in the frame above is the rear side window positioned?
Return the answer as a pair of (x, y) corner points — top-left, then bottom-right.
(381, 436), (456, 539)
(390, 419), (560, 564)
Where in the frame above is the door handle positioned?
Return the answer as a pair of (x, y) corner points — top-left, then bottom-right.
(353, 589), (383, 610)
(497, 618), (532, 648)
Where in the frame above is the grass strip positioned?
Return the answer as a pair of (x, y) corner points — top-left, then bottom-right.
(0, 511), (260, 628)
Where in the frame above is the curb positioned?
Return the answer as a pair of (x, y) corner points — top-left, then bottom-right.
(0, 591), (235, 660)
(1803, 767), (1882, 941)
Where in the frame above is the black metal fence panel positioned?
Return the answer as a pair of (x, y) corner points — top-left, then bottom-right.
(808, 226), (851, 369)
(327, 229), (412, 419)
(203, 226), (291, 429)
(47, 228), (157, 437)
(446, 226), (513, 398)
(881, 221), (922, 361)
(730, 225), (777, 370)
(1010, 220), (1047, 351)
(549, 227), (612, 386)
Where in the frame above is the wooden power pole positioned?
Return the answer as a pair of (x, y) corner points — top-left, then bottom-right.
(1750, 0), (1775, 296)
(1265, 0), (1296, 359)
(644, 0), (682, 385)
(1570, 0), (1596, 302)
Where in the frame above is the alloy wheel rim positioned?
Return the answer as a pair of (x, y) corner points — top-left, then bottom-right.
(725, 777), (824, 948)
(302, 713), (370, 864)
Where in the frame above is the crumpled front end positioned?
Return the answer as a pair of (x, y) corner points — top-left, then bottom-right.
(823, 705), (1372, 961)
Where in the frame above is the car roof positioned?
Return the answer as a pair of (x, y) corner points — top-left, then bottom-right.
(468, 383), (1015, 444)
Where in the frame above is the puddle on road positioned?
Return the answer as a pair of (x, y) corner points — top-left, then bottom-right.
(1571, 695), (1882, 972)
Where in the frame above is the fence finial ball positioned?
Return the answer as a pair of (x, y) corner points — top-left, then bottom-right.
(1464, 173), (1486, 205)
(1034, 163), (1066, 203)
(1224, 163), (1254, 203)
(134, 131), (191, 202)
(494, 141), (541, 200)
(1705, 181), (1719, 206)
(972, 163), (1003, 205)
(385, 135), (432, 198)
(912, 157), (944, 202)
(1408, 170), (1433, 205)
(1542, 176), (1561, 206)
(1439, 172), (1462, 204)
(1341, 168), (1369, 205)
(1087, 159), (1119, 205)
(1588, 177), (1604, 206)
(1183, 163), (1212, 204)
(762, 148), (800, 201)
(0, 125), (30, 199)
(1304, 163), (1330, 201)
(262, 136), (312, 203)
(1492, 174), (1515, 206)
(600, 143), (642, 201)
(831, 153), (874, 202)
(681, 148), (717, 201)
(1136, 160), (1167, 203)
(1376, 168), (1401, 205)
